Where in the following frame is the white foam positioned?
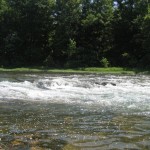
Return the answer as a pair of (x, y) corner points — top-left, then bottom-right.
(0, 75), (150, 110)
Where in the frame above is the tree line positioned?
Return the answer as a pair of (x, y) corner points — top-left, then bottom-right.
(0, 0), (150, 68)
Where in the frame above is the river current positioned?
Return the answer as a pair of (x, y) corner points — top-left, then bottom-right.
(0, 73), (150, 149)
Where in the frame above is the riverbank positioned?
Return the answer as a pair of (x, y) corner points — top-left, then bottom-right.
(0, 67), (149, 75)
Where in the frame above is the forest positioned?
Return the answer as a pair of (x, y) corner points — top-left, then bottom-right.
(0, 0), (150, 68)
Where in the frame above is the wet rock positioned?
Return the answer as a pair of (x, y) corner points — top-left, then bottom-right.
(101, 82), (116, 86)
(111, 83), (116, 86)
(36, 82), (48, 90)
(95, 82), (101, 85)
(101, 82), (108, 86)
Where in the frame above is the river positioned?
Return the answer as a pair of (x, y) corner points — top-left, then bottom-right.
(0, 73), (150, 149)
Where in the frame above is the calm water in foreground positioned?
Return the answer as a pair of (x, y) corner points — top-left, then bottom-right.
(0, 73), (150, 150)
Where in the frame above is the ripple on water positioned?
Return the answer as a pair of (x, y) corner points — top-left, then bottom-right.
(0, 74), (150, 149)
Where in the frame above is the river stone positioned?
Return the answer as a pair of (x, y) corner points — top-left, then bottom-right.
(101, 82), (116, 86)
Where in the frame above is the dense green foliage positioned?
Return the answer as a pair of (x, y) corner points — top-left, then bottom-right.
(0, 0), (149, 68)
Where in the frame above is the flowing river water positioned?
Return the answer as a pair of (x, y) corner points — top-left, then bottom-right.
(0, 73), (150, 150)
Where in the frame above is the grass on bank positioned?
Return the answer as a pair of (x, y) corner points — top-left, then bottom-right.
(0, 67), (149, 74)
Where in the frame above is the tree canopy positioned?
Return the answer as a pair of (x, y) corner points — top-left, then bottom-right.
(0, 0), (149, 68)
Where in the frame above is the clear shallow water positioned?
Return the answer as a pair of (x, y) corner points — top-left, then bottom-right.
(0, 73), (150, 149)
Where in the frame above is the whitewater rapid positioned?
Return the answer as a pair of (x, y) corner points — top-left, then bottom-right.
(0, 74), (150, 110)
